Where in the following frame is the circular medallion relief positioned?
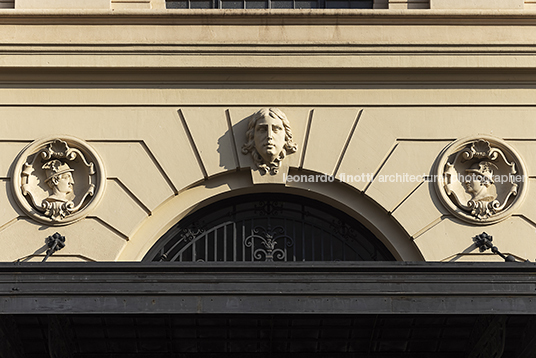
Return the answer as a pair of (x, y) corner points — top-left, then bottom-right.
(434, 136), (527, 225)
(12, 136), (106, 225)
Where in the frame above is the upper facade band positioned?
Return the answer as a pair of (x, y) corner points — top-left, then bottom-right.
(1, 0), (533, 10)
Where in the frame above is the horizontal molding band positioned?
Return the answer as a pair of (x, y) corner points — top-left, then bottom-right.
(1, 9), (536, 25)
(0, 262), (535, 314)
(0, 54), (535, 69)
(2, 68), (536, 83)
(0, 88), (536, 105)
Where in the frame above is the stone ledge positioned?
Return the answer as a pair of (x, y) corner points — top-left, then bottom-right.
(0, 262), (535, 314)
(431, 0), (524, 9)
(16, 0), (110, 9)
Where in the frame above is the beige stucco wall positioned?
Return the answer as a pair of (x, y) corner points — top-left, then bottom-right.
(14, 0), (166, 9)
(0, 10), (535, 262)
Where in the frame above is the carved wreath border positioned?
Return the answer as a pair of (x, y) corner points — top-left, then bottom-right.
(11, 135), (106, 226)
(433, 135), (528, 225)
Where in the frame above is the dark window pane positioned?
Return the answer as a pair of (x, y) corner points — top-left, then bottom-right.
(190, 0), (212, 8)
(325, 0), (348, 8)
(222, 0), (244, 8)
(166, 0), (188, 8)
(246, 0), (268, 8)
(295, 0), (317, 8)
(271, 0), (293, 8)
(350, 0), (372, 8)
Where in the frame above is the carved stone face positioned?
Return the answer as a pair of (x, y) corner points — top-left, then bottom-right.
(464, 174), (484, 195)
(47, 171), (75, 203)
(54, 172), (75, 196)
(464, 174), (497, 204)
(254, 114), (286, 164)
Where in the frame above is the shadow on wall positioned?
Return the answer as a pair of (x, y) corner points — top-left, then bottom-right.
(217, 110), (254, 172)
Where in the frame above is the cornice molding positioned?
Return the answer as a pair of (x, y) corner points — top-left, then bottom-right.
(3, 68), (536, 85)
(1, 9), (536, 25)
(1, 262), (535, 314)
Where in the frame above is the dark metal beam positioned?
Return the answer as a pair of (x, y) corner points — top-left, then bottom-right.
(0, 262), (535, 315)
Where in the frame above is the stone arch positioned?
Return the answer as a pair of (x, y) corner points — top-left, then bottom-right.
(116, 170), (424, 261)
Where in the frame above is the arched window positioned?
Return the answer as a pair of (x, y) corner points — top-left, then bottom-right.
(144, 193), (395, 262)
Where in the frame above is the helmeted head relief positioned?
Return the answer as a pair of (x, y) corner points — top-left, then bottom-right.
(42, 159), (75, 199)
(465, 161), (497, 185)
(43, 159), (73, 185)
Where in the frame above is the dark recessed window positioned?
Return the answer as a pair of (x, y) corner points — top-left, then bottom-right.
(166, 0), (372, 9)
(144, 193), (395, 262)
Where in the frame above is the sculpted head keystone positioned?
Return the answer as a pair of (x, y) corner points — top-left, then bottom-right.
(242, 108), (298, 175)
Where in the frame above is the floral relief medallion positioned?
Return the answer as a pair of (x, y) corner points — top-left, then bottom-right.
(12, 136), (106, 225)
(434, 136), (527, 225)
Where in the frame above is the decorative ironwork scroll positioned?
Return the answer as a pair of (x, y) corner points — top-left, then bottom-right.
(244, 226), (294, 262)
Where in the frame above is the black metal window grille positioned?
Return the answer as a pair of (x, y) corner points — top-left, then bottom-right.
(166, 0), (372, 9)
(144, 193), (395, 262)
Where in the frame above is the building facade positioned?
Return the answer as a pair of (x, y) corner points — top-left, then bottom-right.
(1, 0), (536, 357)
(2, 0), (536, 263)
